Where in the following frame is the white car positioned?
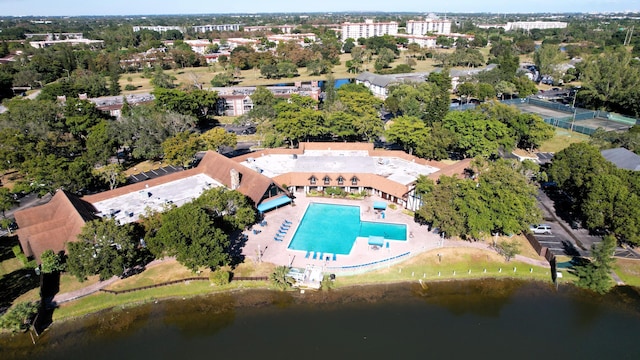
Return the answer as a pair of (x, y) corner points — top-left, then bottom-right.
(530, 224), (552, 235)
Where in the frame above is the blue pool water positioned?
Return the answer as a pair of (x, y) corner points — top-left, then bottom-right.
(287, 203), (407, 255)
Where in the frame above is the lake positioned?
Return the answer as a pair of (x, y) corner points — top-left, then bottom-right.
(2, 279), (640, 360)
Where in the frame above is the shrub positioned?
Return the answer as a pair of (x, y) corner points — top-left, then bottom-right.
(124, 84), (137, 91)
(388, 204), (397, 210)
(325, 187), (346, 197)
(12, 245), (29, 265)
(321, 274), (335, 291)
(0, 301), (39, 333)
(209, 269), (231, 285)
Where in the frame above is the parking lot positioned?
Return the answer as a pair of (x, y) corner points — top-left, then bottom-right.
(534, 232), (585, 257)
(535, 189), (640, 260)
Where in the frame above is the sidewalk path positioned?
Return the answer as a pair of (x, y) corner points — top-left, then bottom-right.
(52, 257), (174, 304)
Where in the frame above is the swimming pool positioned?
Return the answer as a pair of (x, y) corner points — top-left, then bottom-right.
(287, 203), (407, 255)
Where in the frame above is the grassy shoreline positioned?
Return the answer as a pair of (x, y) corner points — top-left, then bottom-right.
(48, 247), (555, 322)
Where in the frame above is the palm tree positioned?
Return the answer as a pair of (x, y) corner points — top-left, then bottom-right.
(270, 266), (294, 290)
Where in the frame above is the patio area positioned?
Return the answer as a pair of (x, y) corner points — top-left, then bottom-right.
(240, 193), (445, 274)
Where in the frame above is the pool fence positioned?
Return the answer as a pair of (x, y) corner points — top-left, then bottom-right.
(324, 251), (412, 275)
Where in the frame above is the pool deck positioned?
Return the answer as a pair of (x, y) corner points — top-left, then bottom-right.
(241, 193), (444, 272)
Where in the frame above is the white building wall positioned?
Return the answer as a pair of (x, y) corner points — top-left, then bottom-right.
(341, 20), (398, 41)
(505, 22), (568, 31)
(407, 19), (452, 35)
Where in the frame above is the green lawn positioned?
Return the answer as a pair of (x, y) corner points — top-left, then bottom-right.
(613, 259), (640, 287)
(53, 280), (270, 321)
(0, 257), (22, 276)
(538, 129), (590, 153)
(334, 247), (552, 288)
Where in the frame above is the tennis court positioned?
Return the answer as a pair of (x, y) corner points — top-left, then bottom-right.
(513, 103), (573, 119)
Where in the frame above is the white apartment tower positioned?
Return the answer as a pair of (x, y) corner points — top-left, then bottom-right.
(407, 16), (452, 35)
(341, 19), (398, 41)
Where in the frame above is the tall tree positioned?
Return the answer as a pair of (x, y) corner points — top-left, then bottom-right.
(148, 202), (230, 272)
(67, 218), (136, 281)
(573, 235), (616, 294)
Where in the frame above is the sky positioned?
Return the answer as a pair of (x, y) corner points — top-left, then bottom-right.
(0, 0), (637, 17)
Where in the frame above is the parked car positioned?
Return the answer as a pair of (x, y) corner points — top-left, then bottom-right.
(530, 224), (552, 235)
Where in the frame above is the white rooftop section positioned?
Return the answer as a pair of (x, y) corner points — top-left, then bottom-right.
(240, 150), (440, 186)
(91, 174), (222, 224)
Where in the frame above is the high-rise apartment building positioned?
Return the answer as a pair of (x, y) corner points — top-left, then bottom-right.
(341, 19), (398, 41)
(406, 17), (452, 35)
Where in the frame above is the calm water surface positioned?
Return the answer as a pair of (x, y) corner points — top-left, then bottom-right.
(2, 279), (640, 360)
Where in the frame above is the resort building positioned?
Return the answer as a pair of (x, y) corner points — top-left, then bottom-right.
(14, 151), (289, 262)
(406, 16), (452, 35)
(340, 19), (398, 42)
(232, 142), (471, 211)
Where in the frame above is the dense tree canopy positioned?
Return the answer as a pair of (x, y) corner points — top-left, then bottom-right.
(146, 188), (255, 271)
(67, 218), (137, 281)
(148, 202), (230, 272)
(416, 158), (541, 239)
(548, 143), (640, 245)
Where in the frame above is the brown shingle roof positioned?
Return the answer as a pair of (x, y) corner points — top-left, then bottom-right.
(427, 158), (473, 181)
(197, 151), (277, 205)
(14, 190), (98, 262)
(15, 151), (281, 261)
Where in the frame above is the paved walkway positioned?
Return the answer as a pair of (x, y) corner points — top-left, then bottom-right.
(52, 258), (173, 304)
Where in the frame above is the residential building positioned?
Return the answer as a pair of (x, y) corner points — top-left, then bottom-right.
(356, 64), (496, 98)
(267, 33), (317, 46)
(119, 48), (169, 71)
(395, 34), (437, 48)
(355, 71), (430, 99)
(477, 21), (568, 31)
(407, 16), (452, 35)
(192, 24), (243, 33)
(449, 64), (498, 90)
(505, 21), (568, 31)
(24, 32), (84, 40)
(132, 25), (185, 33)
(244, 25), (296, 34)
(214, 83), (322, 116)
(341, 19), (398, 42)
(29, 38), (104, 49)
(182, 39), (213, 54)
(90, 93), (155, 118)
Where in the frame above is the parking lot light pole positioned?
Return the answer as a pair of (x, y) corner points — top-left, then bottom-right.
(571, 89), (580, 131)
